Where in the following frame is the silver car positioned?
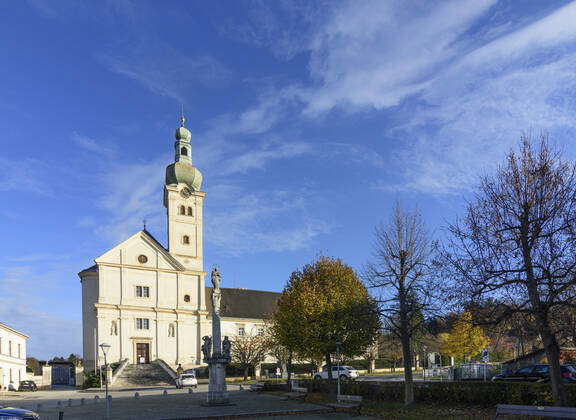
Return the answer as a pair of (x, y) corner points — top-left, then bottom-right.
(314, 365), (359, 381)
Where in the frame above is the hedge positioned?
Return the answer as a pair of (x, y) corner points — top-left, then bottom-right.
(300, 379), (576, 406)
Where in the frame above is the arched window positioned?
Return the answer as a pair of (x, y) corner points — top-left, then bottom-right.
(168, 323), (175, 338)
(187, 207), (193, 216)
(183, 235), (190, 245)
(179, 205), (186, 215)
(180, 147), (188, 156)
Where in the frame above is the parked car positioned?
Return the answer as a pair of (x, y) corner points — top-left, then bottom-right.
(0, 406), (40, 419)
(492, 364), (576, 383)
(313, 365), (359, 381)
(175, 373), (198, 389)
(17, 381), (37, 392)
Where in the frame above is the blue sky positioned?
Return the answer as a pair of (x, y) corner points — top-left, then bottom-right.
(2, 0), (576, 359)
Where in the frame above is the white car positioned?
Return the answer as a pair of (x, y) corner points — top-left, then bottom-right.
(175, 373), (198, 389)
(313, 365), (359, 381)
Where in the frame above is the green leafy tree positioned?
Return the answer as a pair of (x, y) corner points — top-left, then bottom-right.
(440, 312), (489, 361)
(26, 357), (40, 374)
(273, 256), (380, 380)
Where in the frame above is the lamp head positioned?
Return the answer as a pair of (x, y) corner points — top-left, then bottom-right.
(99, 343), (111, 356)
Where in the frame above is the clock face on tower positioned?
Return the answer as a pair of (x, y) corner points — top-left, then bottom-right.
(180, 187), (191, 198)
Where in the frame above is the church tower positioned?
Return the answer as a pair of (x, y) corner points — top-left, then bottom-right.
(163, 116), (205, 271)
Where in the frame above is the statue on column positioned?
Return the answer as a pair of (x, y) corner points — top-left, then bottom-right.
(201, 336), (212, 361)
(222, 336), (231, 360)
(211, 267), (222, 314)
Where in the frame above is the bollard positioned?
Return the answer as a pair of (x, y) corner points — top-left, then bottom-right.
(59, 411), (64, 420)
(68, 398), (73, 407)
(94, 395), (100, 403)
(134, 392), (140, 399)
(81, 398), (86, 405)
(188, 388), (193, 394)
(163, 389), (168, 396)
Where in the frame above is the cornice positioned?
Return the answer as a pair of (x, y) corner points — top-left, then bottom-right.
(97, 262), (206, 276)
(95, 303), (208, 316)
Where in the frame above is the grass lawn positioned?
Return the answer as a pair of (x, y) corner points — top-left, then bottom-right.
(304, 392), (496, 420)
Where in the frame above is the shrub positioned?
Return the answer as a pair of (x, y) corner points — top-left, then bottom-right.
(300, 379), (576, 406)
(82, 370), (101, 389)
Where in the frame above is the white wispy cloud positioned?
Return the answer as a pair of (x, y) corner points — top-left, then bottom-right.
(95, 158), (167, 244)
(72, 132), (117, 159)
(5, 253), (69, 263)
(290, 0), (576, 194)
(302, 0), (498, 114)
(0, 300), (81, 359)
(97, 41), (232, 103)
(206, 184), (330, 255)
(0, 157), (52, 196)
(0, 264), (82, 359)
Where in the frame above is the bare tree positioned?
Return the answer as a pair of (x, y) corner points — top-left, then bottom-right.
(364, 203), (437, 406)
(444, 136), (576, 405)
(232, 332), (269, 381)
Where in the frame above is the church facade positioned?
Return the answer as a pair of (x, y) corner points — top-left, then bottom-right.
(80, 118), (279, 371)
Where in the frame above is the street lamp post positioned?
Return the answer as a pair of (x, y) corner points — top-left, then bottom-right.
(335, 342), (342, 400)
(99, 343), (111, 420)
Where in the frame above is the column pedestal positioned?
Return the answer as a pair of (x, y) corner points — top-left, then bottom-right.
(204, 360), (232, 406)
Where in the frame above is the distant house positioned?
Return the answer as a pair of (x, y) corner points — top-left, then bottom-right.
(502, 347), (576, 373)
(0, 322), (28, 390)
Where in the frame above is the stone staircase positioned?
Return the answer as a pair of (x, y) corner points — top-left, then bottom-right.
(112, 363), (175, 389)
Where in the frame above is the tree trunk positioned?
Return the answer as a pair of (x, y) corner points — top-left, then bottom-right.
(401, 333), (414, 406)
(325, 352), (333, 380)
(243, 366), (249, 381)
(521, 225), (567, 406)
(369, 359), (376, 374)
(540, 321), (567, 405)
(287, 352), (293, 391)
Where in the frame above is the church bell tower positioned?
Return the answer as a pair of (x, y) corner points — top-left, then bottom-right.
(163, 116), (205, 271)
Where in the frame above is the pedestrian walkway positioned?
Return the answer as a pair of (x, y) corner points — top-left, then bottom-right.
(33, 391), (377, 420)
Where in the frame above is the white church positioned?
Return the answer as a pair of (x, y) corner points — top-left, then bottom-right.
(80, 117), (279, 372)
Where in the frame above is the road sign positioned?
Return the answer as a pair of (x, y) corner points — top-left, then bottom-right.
(482, 349), (489, 362)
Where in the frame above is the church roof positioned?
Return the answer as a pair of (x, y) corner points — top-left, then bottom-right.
(205, 287), (280, 320)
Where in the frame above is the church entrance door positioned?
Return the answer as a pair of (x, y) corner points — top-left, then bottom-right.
(136, 343), (150, 364)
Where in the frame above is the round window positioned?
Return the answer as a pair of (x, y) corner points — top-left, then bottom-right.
(184, 294), (190, 302)
(138, 254), (148, 264)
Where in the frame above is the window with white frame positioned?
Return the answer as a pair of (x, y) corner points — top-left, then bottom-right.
(18, 343), (21, 359)
(9, 340), (12, 356)
(136, 318), (149, 330)
(237, 326), (245, 336)
(136, 286), (150, 298)
(257, 327), (265, 336)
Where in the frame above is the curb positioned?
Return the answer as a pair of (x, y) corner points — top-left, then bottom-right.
(160, 407), (337, 419)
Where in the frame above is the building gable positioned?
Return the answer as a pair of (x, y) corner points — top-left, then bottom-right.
(94, 230), (185, 271)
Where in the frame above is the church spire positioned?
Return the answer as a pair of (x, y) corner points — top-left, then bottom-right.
(165, 116), (203, 191)
(174, 116), (192, 164)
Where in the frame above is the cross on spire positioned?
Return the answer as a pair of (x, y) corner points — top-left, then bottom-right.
(180, 103), (185, 127)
